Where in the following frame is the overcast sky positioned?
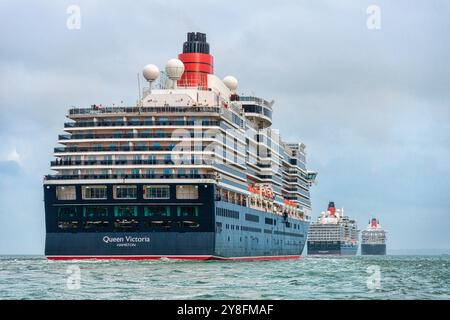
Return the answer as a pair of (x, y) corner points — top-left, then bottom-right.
(0, 0), (449, 254)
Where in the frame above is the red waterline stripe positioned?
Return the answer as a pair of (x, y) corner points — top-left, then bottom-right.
(47, 255), (301, 261)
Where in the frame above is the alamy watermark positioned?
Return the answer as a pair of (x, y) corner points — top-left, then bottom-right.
(366, 265), (381, 290)
(169, 121), (280, 172)
(367, 5), (381, 30)
(66, 265), (81, 290)
(66, 5), (81, 30)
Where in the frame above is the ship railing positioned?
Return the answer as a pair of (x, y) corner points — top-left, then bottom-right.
(239, 96), (274, 109)
(57, 130), (216, 140)
(63, 120), (221, 128)
(44, 173), (216, 181)
(54, 145), (211, 153)
(68, 106), (221, 116)
(50, 159), (198, 166)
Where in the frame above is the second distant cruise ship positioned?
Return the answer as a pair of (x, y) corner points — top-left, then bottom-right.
(307, 202), (359, 255)
(43, 32), (317, 260)
(361, 218), (387, 255)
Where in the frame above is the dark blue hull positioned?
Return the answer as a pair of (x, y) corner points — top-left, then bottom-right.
(44, 183), (309, 259)
(361, 244), (386, 255)
(307, 241), (358, 256)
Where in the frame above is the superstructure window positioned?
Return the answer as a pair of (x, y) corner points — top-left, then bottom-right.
(83, 206), (109, 218)
(58, 221), (78, 230)
(178, 221), (200, 228)
(144, 185), (170, 199)
(113, 185), (137, 199)
(82, 186), (107, 199)
(176, 185), (198, 199)
(177, 206), (199, 217)
(147, 221), (171, 228)
(144, 206), (171, 217)
(114, 219), (139, 230)
(114, 206), (138, 218)
(245, 213), (259, 223)
(84, 221), (109, 230)
(56, 186), (76, 200)
(57, 207), (78, 218)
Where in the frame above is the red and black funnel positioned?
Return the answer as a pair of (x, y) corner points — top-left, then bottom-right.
(371, 218), (378, 228)
(327, 201), (336, 216)
(177, 32), (214, 89)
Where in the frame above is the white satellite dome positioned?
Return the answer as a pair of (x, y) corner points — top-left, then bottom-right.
(142, 64), (160, 81)
(165, 58), (185, 81)
(223, 76), (238, 92)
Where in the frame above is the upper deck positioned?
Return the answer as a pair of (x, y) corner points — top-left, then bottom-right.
(44, 32), (317, 221)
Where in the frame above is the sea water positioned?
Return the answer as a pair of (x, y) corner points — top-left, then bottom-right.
(0, 255), (448, 299)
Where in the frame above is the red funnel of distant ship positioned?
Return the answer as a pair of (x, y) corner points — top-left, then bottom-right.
(328, 201), (336, 216)
(371, 218), (378, 228)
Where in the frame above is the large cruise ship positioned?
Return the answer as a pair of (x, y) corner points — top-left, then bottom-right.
(361, 218), (387, 255)
(43, 32), (317, 260)
(307, 202), (358, 255)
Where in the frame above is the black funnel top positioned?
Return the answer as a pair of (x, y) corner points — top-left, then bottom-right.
(183, 32), (210, 54)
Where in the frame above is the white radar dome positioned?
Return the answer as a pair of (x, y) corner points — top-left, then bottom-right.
(223, 76), (238, 92)
(165, 58), (185, 80)
(143, 64), (160, 81)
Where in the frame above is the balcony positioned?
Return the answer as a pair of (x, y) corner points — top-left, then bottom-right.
(68, 106), (221, 116)
(239, 96), (273, 109)
(58, 132), (199, 140)
(64, 120), (220, 128)
(53, 145), (194, 153)
(50, 159), (181, 166)
(44, 173), (216, 180)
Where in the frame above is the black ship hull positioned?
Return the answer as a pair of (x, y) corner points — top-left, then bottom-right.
(44, 182), (309, 260)
(361, 244), (386, 255)
(307, 241), (358, 256)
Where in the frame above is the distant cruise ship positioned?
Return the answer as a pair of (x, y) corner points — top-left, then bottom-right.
(43, 32), (317, 260)
(361, 218), (387, 255)
(307, 202), (359, 255)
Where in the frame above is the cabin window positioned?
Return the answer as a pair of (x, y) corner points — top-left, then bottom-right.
(144, 185), (170, 199)
(82, 185), (107, 199)
(114, 206), (138, 218)
(56, 186), (76, 200)
(144, 206), (171, 217)
(83, 206), (109, 218)
(113, 185), (137, 199)
(176, 185), (198, 199)
(57, 207), (78, 218)
(153, 142), (161, 150)
(177, 206), (199, 217)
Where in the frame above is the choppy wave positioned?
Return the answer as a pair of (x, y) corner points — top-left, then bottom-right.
(0, 255), (448, 299)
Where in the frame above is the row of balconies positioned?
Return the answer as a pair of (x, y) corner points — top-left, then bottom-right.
(58, 132), (216, 140)
(50, 159), (196, 166)
(64, 119), (220, 128)
(53, 145), (213, 153)
(68, 106), (221, 116)
(44, 173), (216, 181)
